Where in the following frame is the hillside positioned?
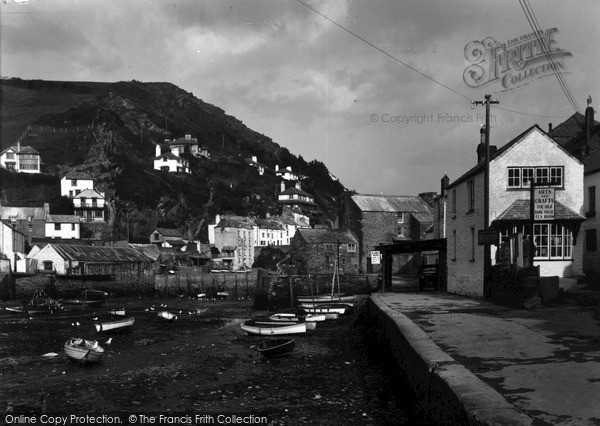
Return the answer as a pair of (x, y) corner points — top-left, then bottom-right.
(0, 78), (348, 242)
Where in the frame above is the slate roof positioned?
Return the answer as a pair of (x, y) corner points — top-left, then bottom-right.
(585, 148), (600, 174)
(44, 243), (151, 263)
(0, 205), (47, 220)
(74, 188), (104, 199)
(170, 137), (198, 145)
(154, 152), (184, 161)
(548, 112), (589, 146)
(352, 194), (432, 215)
(46, 214), (80, 223)
(154, 228), (183, 238)
(15, 146), (39, 155)
(254, 218), (284, 230)
(279, 187), (314, 198)
(493, 199), (585, 222)
(216, 216), (255, 230)
(295, 228), (358, 244)
(63, 171), (93, 180)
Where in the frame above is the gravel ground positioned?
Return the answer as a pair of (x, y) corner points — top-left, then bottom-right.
(0, 296), (416, 425)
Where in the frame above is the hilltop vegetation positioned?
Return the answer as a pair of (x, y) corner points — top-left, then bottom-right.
(0, 78), (348, 242)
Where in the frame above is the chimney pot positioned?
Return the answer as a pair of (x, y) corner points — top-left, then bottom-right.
(548, 123), (553, 132)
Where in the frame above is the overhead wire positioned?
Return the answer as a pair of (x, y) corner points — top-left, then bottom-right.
(294, 0), (571, 120)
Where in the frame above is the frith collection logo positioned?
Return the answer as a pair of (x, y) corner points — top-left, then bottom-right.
(463, 28), (572, 91)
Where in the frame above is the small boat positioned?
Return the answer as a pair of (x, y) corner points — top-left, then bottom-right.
(64, 338), (104, 363)
(94, 316), (135, 333)
(257, 338), (295, 357)
(269, 313), (326, 322)
(109, 308), (126, 316)
(23, 290), (64, 316)
(297, 294), (356, 304)
(158, 311), (177, 321)
(241, 319), (306, 336)
(59, 290), (108, 308)
(303, 304), (351, 315)
(299, 301), (354, 309)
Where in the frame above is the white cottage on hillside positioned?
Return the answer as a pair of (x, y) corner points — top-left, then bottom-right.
(60, 171), (95, 198)
(0, 143), (41, 173)
(446, 125), (585, 297)
(153, 144), (190, 174)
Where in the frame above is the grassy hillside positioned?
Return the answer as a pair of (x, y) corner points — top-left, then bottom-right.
(0, 78), (348, 243)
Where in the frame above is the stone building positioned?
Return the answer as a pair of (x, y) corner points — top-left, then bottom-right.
(289, 228), (359, 275)
(344, 194), (433, 273)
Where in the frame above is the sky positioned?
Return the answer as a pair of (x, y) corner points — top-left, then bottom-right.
(1, 0), (599, 196)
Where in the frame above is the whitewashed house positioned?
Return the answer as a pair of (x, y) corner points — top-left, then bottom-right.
(73, 189), (106, 222)
(446, 125), (585, 297)
(153, 144), (190, 174)
(45, 215), (81, 239)
(0, 143), (41, 173)
(60, 171), (95, 198)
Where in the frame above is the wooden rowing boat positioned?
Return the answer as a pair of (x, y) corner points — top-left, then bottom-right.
(94, 316), (135, 333)
(297, 294), (356, 304)
(269, 313), (326, 322)
(157, 311), (177, 321)
(64, 338), (104, 363)
(303, 304), (350, 315)
(59, 290), (108, 308)
(299, 301), (354, 309)
(257, 338), (295, 357)
(254, 316), (317, 331)
(241, 319), (306, 336)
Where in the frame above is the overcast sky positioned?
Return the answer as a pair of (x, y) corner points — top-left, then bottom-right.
(1, 0), (599, 196)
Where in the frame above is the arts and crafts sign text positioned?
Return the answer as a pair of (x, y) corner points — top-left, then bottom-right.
(463, 28), (572, 91)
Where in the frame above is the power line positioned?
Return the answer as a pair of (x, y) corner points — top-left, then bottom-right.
(294, 0), (573, 120)
(293, 0), (473, 102)
(518, 0), (582, 114)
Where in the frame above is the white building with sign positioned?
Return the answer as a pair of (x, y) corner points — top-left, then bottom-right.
(445, 125), (585, 297)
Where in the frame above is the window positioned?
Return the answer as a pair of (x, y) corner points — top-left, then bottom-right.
(94, 210), (103, 218)
(43, 261), (53, 271)
(54, 223), (61, 231)
(588, 186), (596, 216)
(467, 179), (475, 212)
(69, 190), (73, 198)
(451, 189), (457, 217)
(522, 168), (534, 187)
(397, 212), (404, 223)
(533, 223), (573, 260)
(508, 168), (521, 188)
(154, 233), (160, 241)
(71, 179), (77, 186)
(71, 224), (76, 231)
(397, 226), (405, 237)
(585, 229), (597, 252)
(81, 197), (87, 206)
(507, 166), (564, 189)
(347, 243), (357, 252)
(6, 153), (14, 159)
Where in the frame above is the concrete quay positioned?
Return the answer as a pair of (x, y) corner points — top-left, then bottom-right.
(367, 277), (600, 425)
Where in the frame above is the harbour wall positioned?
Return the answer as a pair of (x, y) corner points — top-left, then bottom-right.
(366, 295), (532, 425)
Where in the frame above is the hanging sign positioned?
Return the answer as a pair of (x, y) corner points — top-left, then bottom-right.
(370, 251), (381, 265)
(534, 188), (555, 220)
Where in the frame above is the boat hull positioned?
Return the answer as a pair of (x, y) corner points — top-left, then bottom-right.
(64, 338), (104, 363)
(241, 320), (306, 335)
(94, 317), (135, 333)
(297, 295), (356, 304)
(303, 304), (350, 315)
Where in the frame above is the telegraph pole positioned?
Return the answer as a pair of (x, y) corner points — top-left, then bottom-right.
(472, 94), (499, 297)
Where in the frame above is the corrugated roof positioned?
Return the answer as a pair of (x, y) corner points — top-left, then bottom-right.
(493, 199), (585, 222)
(129, 243), (160, 261)
(46, 214), (80, 223)
(352, 194), (432, 214)
(296, 228), (358, 244)
(47, 243), (152, 263)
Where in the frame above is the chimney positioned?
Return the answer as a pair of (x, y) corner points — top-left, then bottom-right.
(585, 96), (594, 157)
(155, 144), (161, 157)
(548, 123), (553, 133)
(476, 126), (497, 162)
(44, 202), (50, 216)
(441, 174), (449, 197)
(215, 214), (221, 225)
(17, 141), (21, 152)
(280, 181), (286, 192)
(275, 165), (279, 172)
